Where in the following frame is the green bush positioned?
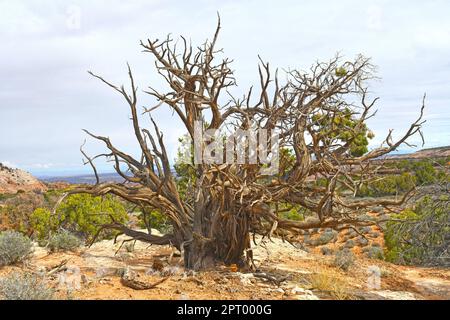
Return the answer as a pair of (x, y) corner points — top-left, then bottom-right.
(357, 173), (416, 197)
(280, 209), (304, 221)
(30, 208), (57, 241)
(357, 159), (447, 198)
(277, 204), (312, 221)
(47, 230), (82, 252)
(0, 231), (33, 266)
(398, 159), (443, 185)
(139, 208), (172, 234)
(385, 194), (449, 266)
(31, 194), (128, 241)
(0, 273), (54, 300)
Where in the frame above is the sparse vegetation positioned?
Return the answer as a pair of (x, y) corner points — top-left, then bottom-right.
(357, 159), (447, 197)
(47, 229), (82, 252)
(385, 192), (449, 266)
(364, 246), (384, 260)
(357, 173), (417, 197)
(0, 231), (32, 266)
(309, 271), (354, 300)
(138, 208), (172, 234)
(397, 159), (445, 185)
(30, 194), (128, 241)
(333, 249), (355, 271)
(0, 273), (54, 300)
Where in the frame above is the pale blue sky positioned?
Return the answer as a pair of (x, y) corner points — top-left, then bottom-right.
(0, 0), (449, 176)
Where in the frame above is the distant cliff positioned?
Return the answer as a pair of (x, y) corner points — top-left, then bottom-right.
(0, 163), (47, 194)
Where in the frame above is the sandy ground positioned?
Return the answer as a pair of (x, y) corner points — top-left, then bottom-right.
(1, 235), (449, 300)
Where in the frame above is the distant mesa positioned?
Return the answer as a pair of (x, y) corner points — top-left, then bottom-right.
(0, 163), (47, 194)
(387, 146), (450, 160)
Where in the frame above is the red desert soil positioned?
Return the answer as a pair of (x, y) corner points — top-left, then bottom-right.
(1, 234), (448, 300)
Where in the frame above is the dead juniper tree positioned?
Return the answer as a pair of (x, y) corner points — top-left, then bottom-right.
(72, 19), (425, 270)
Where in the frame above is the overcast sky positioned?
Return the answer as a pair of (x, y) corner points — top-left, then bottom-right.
(1, 0), (449, 176)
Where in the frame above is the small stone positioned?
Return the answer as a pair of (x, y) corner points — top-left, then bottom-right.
(291, 286), (307, 295)
(288, 287), (320, 300)
(237, 273), (254, 285)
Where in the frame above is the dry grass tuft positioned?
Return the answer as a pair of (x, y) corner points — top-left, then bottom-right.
(309, 271), (354, 300)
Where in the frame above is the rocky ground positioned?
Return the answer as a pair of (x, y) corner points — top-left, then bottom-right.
(1, 233), (448, 300)
(295, 207), (388, 259)
(0, 163), (47, 194)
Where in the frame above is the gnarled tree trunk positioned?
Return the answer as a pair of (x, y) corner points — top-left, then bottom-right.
(70, 17), (425, 271)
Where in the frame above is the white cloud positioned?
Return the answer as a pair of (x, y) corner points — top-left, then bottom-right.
(367, 5), (383, 31)
(0, 2), (49, 35)
(29, 163), (55, 169)
(0, 0), (449, 175)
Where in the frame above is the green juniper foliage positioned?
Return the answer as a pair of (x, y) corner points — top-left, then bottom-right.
(31, 194), (128, 241)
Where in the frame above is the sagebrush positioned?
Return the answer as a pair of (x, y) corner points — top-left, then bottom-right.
(0, 273), (54, 300)
(47, 229), (82, 252)
(0, 231), (32, 266)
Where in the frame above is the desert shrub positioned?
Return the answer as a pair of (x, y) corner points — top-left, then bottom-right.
(0, 231), (33, 266)
(357, 173), (416, 197)
(280, 208), (305, 221)
(364, 246), (384, 259)
(0, 193), (14, 202)
(321, 247), (334, 255)
(309, 271), (353, 300)
(47, 230), (82, 252)
(314, 230), (337, 246)
(30, 208), (57, 241)
(279, 205), (312, 221)
(0, 273), (54, 300)
(31, 194), (128, 241)
(398, 159), (444, 185)
(385, 193), (449, 266)
(42, 189), (65, 204)
(0, 200), (43, 234)
(139, 209), (171, 232)
(333, 249), (355, 271)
